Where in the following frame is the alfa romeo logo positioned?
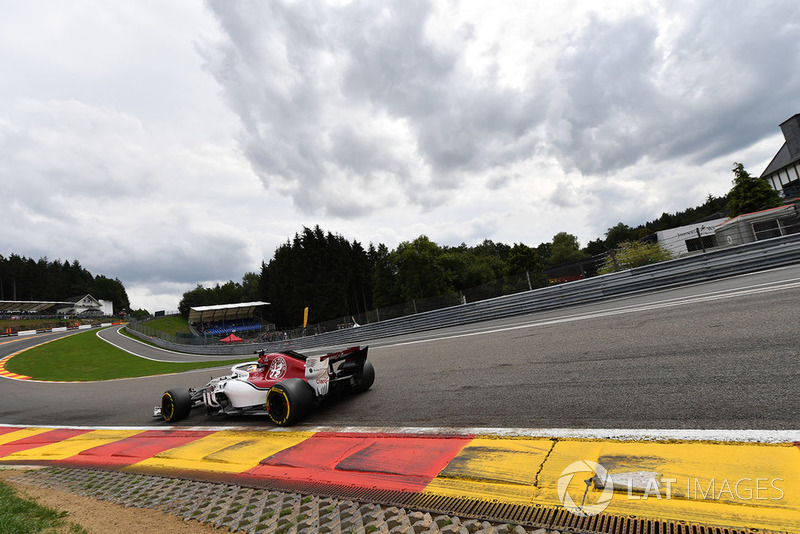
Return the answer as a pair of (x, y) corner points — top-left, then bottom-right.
(557, 460), (614, 517)
(267, 356), (287, 380)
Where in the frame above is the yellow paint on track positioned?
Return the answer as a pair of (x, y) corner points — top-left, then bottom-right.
(430, 437), (800, 533)
(0, 427), (54, 446)
(1, 429), (145, 461)
(426, 437), (553, 503)
(1, 425), (798, 532)
(131, 430), (315, 474)
(0, 352), (32, 380)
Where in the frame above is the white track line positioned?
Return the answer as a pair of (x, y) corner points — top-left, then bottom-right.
(0, 423), (797, 443)
(381, 278), (800, 348)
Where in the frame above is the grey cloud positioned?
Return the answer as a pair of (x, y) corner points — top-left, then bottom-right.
(202, 0), (800, 227)
(551, 2), (800, 176)
(202, 0), (546, 215)
(552, 14), (663, 174)
(1, 101), (154, 224)
(337, 0), (456, 118)
(549, 181), (582, 208)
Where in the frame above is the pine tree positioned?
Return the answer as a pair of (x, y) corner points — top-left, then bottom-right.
(727, 162), (782, 217)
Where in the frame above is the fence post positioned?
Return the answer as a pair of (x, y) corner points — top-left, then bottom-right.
(696, 228), (707, 253)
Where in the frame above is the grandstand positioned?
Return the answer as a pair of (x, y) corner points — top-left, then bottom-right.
(188, 301), (270, 339)
(0, 300), (71, 315)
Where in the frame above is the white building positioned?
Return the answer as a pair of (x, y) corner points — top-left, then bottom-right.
(655, 218), (728, 257)
(56, 294), (113, 316)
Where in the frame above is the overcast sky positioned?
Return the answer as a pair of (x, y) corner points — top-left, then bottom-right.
(2, 0), (799, 313)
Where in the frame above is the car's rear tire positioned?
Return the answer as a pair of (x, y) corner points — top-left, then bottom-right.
(353, 360), (375, 393)
(266, 378), (314, 426)
(161, 388), (192, 423)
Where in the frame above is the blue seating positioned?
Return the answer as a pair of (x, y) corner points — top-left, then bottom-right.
(200, 318), (261, 337)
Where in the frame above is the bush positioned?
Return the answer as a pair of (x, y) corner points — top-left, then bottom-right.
(598, 241), (672, 274)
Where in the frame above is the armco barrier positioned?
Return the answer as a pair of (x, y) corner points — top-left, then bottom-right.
(126, 234), (800, 355)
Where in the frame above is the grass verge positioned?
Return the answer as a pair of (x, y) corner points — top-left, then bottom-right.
(4, 329), (251, 381)
(138, 315), (190, 335)
(0, 479), (88, 534)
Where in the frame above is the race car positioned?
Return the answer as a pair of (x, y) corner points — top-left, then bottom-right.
(156, 345), (374, 426)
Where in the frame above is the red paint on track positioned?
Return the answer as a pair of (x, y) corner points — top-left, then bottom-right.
(246, 433), (472, 492)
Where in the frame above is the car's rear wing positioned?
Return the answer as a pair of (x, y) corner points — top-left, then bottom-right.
(322, 345), (368, 364)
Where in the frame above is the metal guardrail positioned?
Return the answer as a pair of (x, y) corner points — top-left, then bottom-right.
(126, 234), (800, 356)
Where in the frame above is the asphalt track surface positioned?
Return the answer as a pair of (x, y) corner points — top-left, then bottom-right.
(1, 265), (799, 431)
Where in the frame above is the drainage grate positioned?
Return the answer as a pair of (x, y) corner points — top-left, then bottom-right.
(406, 493), (784, 534)
(234, 476), (785, 534)
(5, 467), (788, 534)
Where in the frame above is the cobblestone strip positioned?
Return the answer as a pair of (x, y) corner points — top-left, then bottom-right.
(3, 467), (573, 534)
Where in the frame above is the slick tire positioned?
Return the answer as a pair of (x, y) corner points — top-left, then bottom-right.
(353, 360), (375, 393)
(266, 378), (314, 426)
(161, 388), (192, 423)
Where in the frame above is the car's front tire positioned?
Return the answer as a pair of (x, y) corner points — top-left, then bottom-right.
(266, 378), (314, 426)
(161, 388), (192, 423)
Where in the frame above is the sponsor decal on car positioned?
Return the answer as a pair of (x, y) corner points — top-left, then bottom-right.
(267, 356), (287, 380)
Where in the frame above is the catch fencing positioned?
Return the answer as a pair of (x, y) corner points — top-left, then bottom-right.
(126, 232), (800, 355)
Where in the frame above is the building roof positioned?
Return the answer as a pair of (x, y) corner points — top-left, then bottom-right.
(188, 301), (269, 323)
(0, 300), (73, 313)
(715, 204), (796, 229)
(760, 142), (800, 178)
(760, 113), (800, 178)
(65, 294), (100, 304)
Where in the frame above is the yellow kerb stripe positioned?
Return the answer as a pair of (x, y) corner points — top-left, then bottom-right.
(131, 430), (315, 474)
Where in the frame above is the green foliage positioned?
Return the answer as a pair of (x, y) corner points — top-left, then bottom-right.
(392, 236), (450, 300)
(598, 240), (673, 274)
(92, 274), (131, 314)
(370, 243), (401, 308)
(143, 315), (190, 335)
(4, 329), (249, 381)
(505, 243), (540, 275)
(258, 226), (373, 327)
(177, 274), (259, 317)
(584, 194), (730, 257)
(128, 308), (151, 320)
(583, 237), (607, 256)
(0, 480), (89, 533)
(726, 162), (782, 217)
(0, 255), (130, 314)
(548, 232), (588, 266)
(604, 223), (638, 249)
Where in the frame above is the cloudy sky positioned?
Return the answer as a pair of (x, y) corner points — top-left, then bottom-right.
(2, 0), (799, 312)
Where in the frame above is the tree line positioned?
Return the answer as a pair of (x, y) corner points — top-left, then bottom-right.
(178, 188), (746, 329)
(183, 158), (786, 329)
(0, 254), (131, 315)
